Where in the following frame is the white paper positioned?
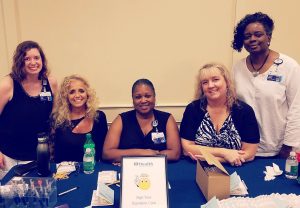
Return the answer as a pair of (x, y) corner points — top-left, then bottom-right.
(56, 162), (77, 174)
(96, 182), (114, 204)
(230, 172), (248, 196)
(91, 189), (113, 206)
(201, 196), (221, 208)
(264, 163), (283, 181)
(121, 156), (168, 208)
(217, 193), (300, 208)
(98, 171), (117, 184)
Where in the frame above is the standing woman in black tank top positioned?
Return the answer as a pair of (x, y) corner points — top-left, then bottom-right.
(0, 41), (58, 171)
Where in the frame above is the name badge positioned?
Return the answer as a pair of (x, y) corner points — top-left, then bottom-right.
(266, 74), (284, 83)
(40, 91), (52, 101)
(151, 132), (166, 144)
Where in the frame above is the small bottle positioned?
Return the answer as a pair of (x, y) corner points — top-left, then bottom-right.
(84, 133), (95, 156)
(296, 151), (300, 184)
(37, 132), (50, 176)
(285, 151), (298, 179)
(83, 148), (95, 174)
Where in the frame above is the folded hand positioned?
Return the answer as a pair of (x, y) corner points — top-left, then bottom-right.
(224, 149), (245, 166)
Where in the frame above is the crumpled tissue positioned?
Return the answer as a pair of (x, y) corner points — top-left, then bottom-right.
(264, 163), (283, 181)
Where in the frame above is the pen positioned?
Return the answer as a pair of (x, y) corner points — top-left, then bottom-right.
(58, 186), (79, 196)
(106, 180), (120, 186)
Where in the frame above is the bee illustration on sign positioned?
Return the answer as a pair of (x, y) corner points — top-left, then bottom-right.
(135, 173), (151, 190)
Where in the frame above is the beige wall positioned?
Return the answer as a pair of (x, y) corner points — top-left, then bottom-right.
(1, 0), (300, 124)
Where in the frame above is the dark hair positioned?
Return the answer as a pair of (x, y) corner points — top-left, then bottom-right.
(10, 40), (49, 81)
(131, 78), (156, 96)
(232, 12), (274, 52)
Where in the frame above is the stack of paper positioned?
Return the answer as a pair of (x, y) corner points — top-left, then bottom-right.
(91, 184), (114, 206)
(201, 193), (300, 208)
(230, 172), (248, 196)
(97, 171), (117, 184)
(90, 171), (117, 206)
(56, 162), (78, 173)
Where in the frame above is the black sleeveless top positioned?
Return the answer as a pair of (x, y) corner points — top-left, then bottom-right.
(54, 111), (108, 163)
(0, 78), (53, 160)
(119, 109), (170, 151)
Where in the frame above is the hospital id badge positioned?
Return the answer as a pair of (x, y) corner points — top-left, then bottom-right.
(151, 132), (166, 144)
(266, 74), (284, 83)
(40, 91), (52, 101)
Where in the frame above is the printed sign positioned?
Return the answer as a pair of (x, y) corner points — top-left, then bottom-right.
(121, 156), (168, 208)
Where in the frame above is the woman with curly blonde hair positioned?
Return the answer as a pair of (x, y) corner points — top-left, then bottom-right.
(52, 75), (107, 162)
(180, 63), (259, 166)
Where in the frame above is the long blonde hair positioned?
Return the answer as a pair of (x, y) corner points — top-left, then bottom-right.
(194, 63), (237, 109)
(52, 74), (99, 129)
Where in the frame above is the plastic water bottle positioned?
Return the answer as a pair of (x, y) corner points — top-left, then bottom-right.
(285, 151), (298, 179)
(84, 133), (95, 157)
(83, 148), (95, 174)
(36, 132), (50, 176)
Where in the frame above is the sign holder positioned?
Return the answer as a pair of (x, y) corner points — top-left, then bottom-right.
(120, 155), (168, 208)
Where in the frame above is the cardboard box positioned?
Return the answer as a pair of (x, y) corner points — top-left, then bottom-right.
(195, 149), (230, 201)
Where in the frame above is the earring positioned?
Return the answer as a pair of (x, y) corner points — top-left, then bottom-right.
(267, 42), (270, 46)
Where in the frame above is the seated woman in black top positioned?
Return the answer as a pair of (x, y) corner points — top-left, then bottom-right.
(102, 78), (181, 162)
(51, 75), (108, 162)
(180, 63), (259, 166)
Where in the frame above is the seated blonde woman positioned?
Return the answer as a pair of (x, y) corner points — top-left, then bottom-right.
(180, 63), (259, 166)
(51, 75), (108, 162)
(102, 78), (181, 162)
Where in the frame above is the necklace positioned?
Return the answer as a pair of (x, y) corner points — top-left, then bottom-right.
(250, 51), (270, 77)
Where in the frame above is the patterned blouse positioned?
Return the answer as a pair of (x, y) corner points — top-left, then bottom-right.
(195, 112), (242, 150)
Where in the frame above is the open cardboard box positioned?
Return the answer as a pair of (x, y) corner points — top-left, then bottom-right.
(196, 149), (230, 201)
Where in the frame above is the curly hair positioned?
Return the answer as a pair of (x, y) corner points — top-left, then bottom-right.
(232, 12), (274, 52)
(52, 74), (99, 129)
(194, 63), (237, 110)
(10, 40), (49, 81)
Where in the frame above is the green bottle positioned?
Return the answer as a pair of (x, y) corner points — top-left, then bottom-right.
(84, 133), (95, 157)
(83, 148), (95, 174)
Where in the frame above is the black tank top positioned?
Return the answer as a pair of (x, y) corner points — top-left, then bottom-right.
(0, 78), (53, 160)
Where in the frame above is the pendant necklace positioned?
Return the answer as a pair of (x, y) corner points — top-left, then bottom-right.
(250, 51), (270, 77)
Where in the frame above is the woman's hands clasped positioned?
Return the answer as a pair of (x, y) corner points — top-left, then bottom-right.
(223, 149), (246, 166)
